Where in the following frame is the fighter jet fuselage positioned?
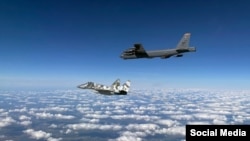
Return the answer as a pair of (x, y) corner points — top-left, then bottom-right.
(77, 79), (131, 95)
(120, 33), (196, 59)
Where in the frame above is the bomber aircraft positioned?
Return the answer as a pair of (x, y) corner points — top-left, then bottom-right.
(77, 79), (131, 95)
(120, 33), (196, 59)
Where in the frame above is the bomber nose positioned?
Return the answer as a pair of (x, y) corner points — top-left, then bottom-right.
(120, 54), (124, 58)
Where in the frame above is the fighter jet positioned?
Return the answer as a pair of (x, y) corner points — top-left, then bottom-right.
(120, 33), (196, 59)
(77, 79), (131, 95)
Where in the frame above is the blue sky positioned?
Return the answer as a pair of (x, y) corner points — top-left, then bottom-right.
(1, 0), (250, 90)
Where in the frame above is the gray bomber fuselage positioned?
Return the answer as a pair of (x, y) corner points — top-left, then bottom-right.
(120, 47), (196, 59)
(120, 33), (196, 60)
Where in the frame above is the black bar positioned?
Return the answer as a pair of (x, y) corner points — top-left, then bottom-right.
(186, 125), (250, 141)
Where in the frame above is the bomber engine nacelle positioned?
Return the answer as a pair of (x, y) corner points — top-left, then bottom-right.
(124, 49), (134, 53)
(161, 56), (170, 59)
(176, 54), (183, 57)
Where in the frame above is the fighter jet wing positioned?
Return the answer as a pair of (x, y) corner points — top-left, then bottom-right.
(134, 44), (147, 53)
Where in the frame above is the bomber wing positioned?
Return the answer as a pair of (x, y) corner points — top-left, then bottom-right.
(121, 43), (149, 58)
(134, 43), (147, 53)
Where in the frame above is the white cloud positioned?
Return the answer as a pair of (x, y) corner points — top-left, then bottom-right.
(113, 109), (127, 114)
(0, 117), (16, 128)
(67, 123), (122, 131)
(232, 115), (246, 123)
(31, 112), (75, 120)
(80, 117), (100, 123)
(160, 110), (184, 115)
(85, 113), (109, 119)
(29, 107), (69, 112)
(157, 119), (180, 127)
(113, 123), (185, 141)
(76, 106), (92, 113)
(122, 131), (147, 137)
(138, 105), (157, 111)
(44, 107), (69, 112)
(187, 121), (210, 125)
(65, 129), (72, 134)
(19, 120), (32, 126)
(23, 129), (51, 140)
(111, 114), (160, 121)
(9, 107), (27, 113)
(0, 111), (8, 116)
(212, 119), (227, 124)
(104, 110), (113, 115)
(170, 114), (194, 120)
(155, 126), (185, 136)
(193, 113), (227, 121)
(131, 109), (144, 114)
(110, 135), (142, 141)
(110, 101), (131, 107)
(33, 112), (53, 119)
(49, 124), (58, 128)
(89, 118), (100, 123)
(126, 123), (159, 131)
(23, 127), (63, 141)
(19, 115), (31, 121)
(54, 114), (75, 120)
(47, 137), (62, 141)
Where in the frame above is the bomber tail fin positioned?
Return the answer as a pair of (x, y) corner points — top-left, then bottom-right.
(176, 33), (191, 49)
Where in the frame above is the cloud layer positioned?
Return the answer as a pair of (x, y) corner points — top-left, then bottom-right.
(0, 89), (250, 140)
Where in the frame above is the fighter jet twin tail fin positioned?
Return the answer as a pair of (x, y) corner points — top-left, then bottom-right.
(111, 79), (131, 93)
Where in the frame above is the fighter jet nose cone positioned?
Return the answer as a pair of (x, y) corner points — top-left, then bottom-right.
(77, 84), (84, 89)
(77, 83), (88, 89)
